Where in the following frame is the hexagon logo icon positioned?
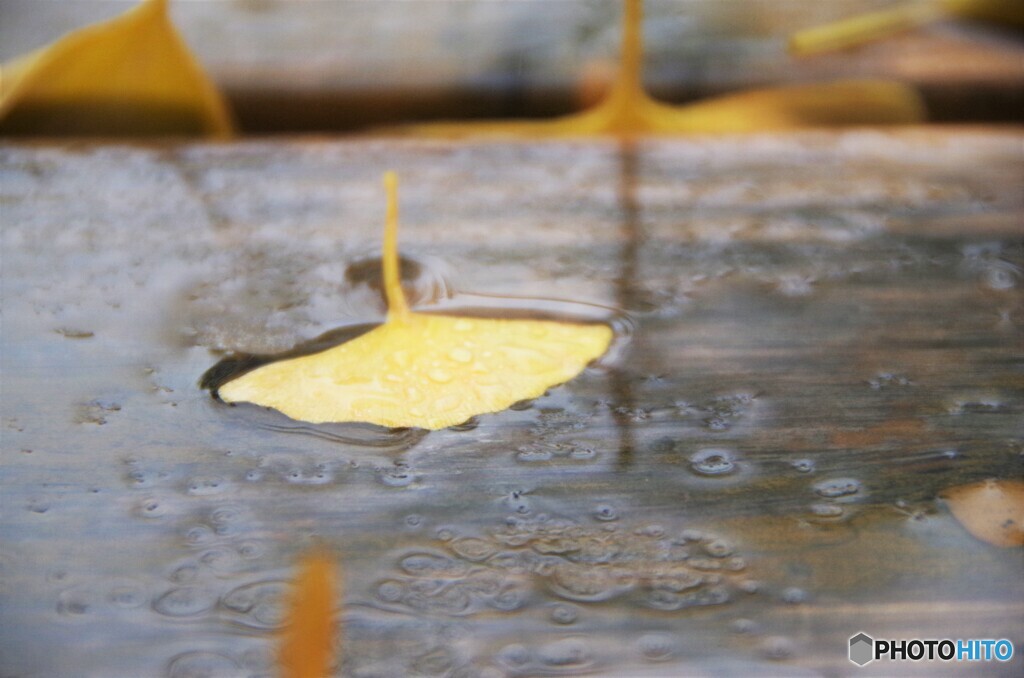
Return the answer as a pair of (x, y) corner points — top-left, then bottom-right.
(849, 632), (874, 666)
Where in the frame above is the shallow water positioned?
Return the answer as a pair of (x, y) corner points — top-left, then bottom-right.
(1, 132), (1022, 677)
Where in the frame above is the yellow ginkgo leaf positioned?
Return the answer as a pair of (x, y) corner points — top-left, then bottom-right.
(217, 173), (612, 430)
(789, 0), (1024, 56)
(941, 478), (1024, 548)
(0, 0), (232, 137)
(279, 551), (340, 678)
(392, 0), (924, 139)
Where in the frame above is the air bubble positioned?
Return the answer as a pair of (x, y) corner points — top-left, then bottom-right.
(496, 644), (532, 668)
(538, 638), (590, 667)
(814, 478), (861, 499)
(791, 459), (815, 473)
(377, 580), (405, 603)
(690, 449), (737, 476)
(781, 587), (809, 604)
(761, 636), (795, 660)
(637, 632), (676, 661)
(152, 586), (215, 617)
(549, 603), (579, 625)
(810, 503), (844, 517)
(704, 539), (733, 557)
(450, 538), (497, 562)
(377, 466), (417, 488)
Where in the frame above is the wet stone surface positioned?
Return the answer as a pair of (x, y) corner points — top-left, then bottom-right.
(1, 132), (1023, 676)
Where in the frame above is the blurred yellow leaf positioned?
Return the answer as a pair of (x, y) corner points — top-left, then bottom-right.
(279, 551), (340, 678)
(790, 0), (1024, 56)
(0, 0), (232, 137)
(395, 0), (924, 138)
(942, 478), (1024, 548)
(218, 172), (612, 431)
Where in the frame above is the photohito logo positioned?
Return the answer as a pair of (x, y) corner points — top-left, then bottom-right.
(849, 632), (1014, 667)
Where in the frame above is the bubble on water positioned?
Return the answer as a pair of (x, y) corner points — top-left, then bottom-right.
(496, 644), (532, 669)
(27, 499), (50, 514)
(731, 618), (760, 634)
(549, 603), (579, 625)
(539, 637), (591, 668)
(377, 580), (405, 603)
(704, 539), (733, 557)
(221, 580), (289, 629)
(56, 585), (99, 616)
(184, 524), (216, 547)
(377, 465), (418, 488)
(548, 563), (634, 602)
(690, 449), (737, 476)
(983, 260), (1021, 290)
(136, 498), (168, 519)
(185, 477), (228, 496)
(152, 586), (216, 617)
(168, 563), (199, 583)
(489, 583), (526, 611)
(515, 444), (553, 463)
(450, 538), (497, 562)
(411, 647), (455, 675)
(810, 503), (844, 518)
(760, 636), (796, 660)
(199, 548), (244, 574)
(739, 580), (761, 594)
(236, 541), (265, 560)
(814, 478), (862, 499)
(592, 503), (619, 522)
(166, 651), (244, 678)
(790, 459), (815, 473)
(781, 587), (809, 604)
(107, 583), (145, 608)
(678, 529), (704, 542)
(637, 632), (676, 661)
(400, 552), (468, 577)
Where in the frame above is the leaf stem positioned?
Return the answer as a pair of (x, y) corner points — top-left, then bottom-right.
(382, 171), (410, 320)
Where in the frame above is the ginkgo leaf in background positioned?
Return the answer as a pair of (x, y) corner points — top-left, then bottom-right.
(941, 478), (1024, 548)
(0, 0), (233, 137)
(393, 0), (924, 138)
(279, 550), (340, 678)
(216, 172), (613, 431)
(789, 0), (1024, 56)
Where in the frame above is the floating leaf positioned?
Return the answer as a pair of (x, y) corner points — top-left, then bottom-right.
(393, 0), (924, 138)
(217, 173), (612, 430)
(941, 478), (1024, 548)
(0, 0), (232, 137)
(790, 0), (1024, 56)
(279, 551), (340, 678)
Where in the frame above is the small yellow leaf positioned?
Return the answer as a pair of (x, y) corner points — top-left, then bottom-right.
(0, 0), (233, 137)
(279, 551), (340, 678)
(394, 0), (924, 139)
(941, 478), (1024, 548)
(218, 172), (612, 430)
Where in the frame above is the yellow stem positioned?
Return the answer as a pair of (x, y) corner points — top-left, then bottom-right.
(789, 1), (945, 56)
(382, 171), (410, 320)
(604, 0), (646, 109)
